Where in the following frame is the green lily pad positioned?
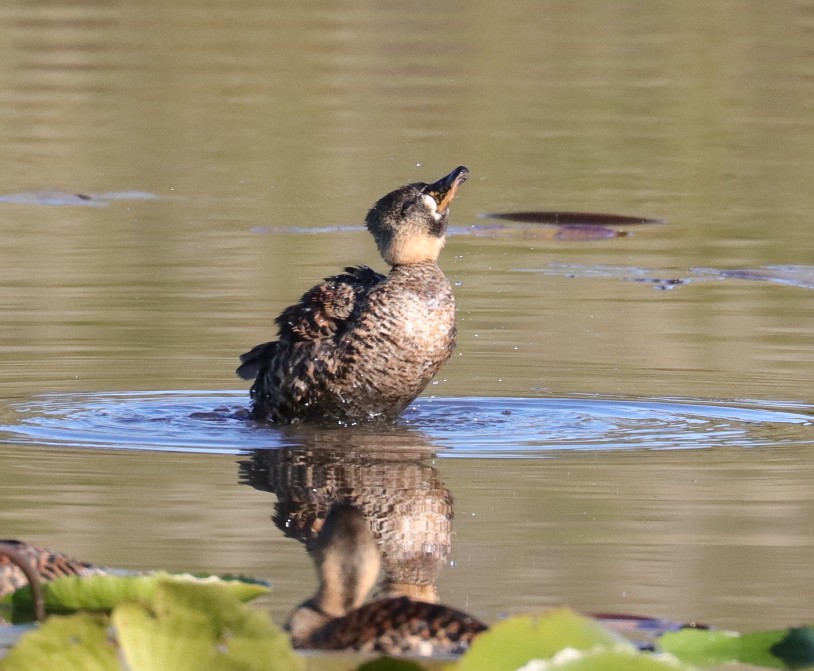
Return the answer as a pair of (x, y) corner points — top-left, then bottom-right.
(658, 626), (814, 669)
(8, 572), (269, 620)
(456, 608), (633, 671)
(113, 580), (302, 671)
(0, 613), (119, 671)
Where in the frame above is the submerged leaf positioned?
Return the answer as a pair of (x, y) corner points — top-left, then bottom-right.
(553, 225), (626, 241)
(357, 657), (428, 671)
(457, 608), (632, 671)
(514, 646), (694, 671)
(0, 613), (119, 671)
(113, 581), (301, 671)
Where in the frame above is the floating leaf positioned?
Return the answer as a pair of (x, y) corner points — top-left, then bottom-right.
(0, 613), (119, 671)
(0, 189), (159, 207)
(113, 581), (301, 671)
(457, 608), (632, 671)
(8, 572), (269, 621)
(0, 189), (105, 207)
(658, 627), (796, 668)
(483, 211), (665, 226)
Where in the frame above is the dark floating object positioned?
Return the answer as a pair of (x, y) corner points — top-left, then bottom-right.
(484, 211), (665, 226)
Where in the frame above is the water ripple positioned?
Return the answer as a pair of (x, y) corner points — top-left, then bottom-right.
(1, 392), (811, 457)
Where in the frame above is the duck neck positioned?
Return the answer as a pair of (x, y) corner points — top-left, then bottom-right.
(389, 259), (443, 275)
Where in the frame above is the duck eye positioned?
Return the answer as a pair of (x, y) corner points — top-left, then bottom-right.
(400, 201), (413, 218)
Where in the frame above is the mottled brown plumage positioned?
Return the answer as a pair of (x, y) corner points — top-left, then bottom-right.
(299, 595), (487, 657)
(237, 166), (469, 425)
(287, 503), (487, 657)
(0, 540), (107, 599)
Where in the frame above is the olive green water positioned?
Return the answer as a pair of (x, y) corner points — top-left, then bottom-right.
(1, 0), (813, 634)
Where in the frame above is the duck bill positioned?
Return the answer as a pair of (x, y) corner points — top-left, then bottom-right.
(425, 165), (469, 213)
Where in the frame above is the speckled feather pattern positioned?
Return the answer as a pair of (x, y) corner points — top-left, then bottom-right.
(296, 595), (487, 656)
(0, 540), (105, 598)
(241, 261), (456, 424)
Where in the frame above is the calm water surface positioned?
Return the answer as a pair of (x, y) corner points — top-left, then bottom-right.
(1, 0), (813, 637)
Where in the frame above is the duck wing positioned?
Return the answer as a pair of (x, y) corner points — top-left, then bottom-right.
(236, 266), (385, 381)
(275, 265), (385, 341)
(235, 341), (279, 380)
(305, 596), (487, 656)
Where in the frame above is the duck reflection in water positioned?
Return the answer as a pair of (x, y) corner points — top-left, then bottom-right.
(239, 425), (490, 655)
(239, 426), (453, 604)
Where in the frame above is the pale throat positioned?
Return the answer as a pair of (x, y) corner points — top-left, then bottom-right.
(384, 234), (445, 266)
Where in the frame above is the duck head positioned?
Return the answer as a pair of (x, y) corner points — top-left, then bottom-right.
(365, 166), (469, 266)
